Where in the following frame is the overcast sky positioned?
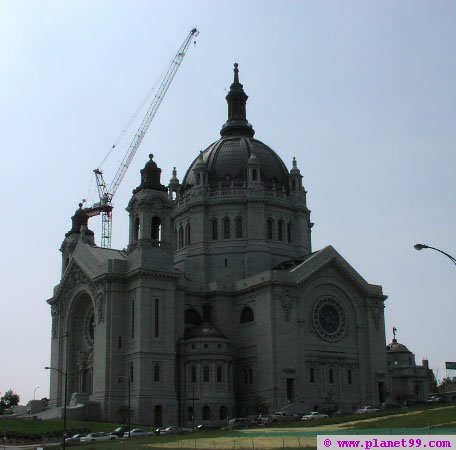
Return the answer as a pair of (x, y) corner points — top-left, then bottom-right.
(1, 1), (455, 404)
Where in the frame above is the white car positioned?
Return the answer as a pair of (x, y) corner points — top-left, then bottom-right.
(123, 428), (153, 437)
(302, 411), (329, 420)
(80, 432), (117, 442)
(158, 425), (179, 434)
(355, 405), (379, 414)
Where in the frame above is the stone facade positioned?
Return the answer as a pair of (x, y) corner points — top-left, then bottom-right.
(47, 65), (389, 426)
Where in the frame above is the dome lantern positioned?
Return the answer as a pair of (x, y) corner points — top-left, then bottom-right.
(220, 63), (255, 138)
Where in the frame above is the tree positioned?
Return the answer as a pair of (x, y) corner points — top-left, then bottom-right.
(0, 390), (20, 413)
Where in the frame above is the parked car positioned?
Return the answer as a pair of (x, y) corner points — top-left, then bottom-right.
(80, 432), (117, 442)
(65, 433), (87, 443)
(271, 411), (287, 418)
(355, 405), (379, 414)
(124, 428), (153, 438)
(302, 411), (329, 420)
(110, 426), (129, 437)
(157, 426), (179, 434)
(427, 396), (445, 403)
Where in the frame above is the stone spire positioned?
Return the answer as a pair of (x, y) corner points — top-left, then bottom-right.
(220, 63), (255, 138)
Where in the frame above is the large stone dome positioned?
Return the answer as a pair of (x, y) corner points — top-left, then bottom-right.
(182, 136), (289, 191)
(181, 63), (290, 193)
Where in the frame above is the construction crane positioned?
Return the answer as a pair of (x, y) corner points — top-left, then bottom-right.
(88, 27), (199, 248)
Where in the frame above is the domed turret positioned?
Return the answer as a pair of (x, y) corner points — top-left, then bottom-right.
(133, 154), (167, 194)
(65, 203), (94, 237)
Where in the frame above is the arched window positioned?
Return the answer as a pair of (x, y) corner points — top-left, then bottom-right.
(240, 306), (254, 324)
(134, 217), (140, 241)
(151, 216), (161, 241)
(278, 220), (284, 241)
(203, 366), (210, 382)
(191, 366), (197, 383)
(235, 217), (243, 238)
(154, 364), (160, 382)
(287, 222), (292, 243)
(211, 219), (218, 240)
(185, 223), (191, 245)
(220, 406), (227, 420)
(291, 179), (296, 192)
(154, 405), (163, 427)
(202, 405), (211, 420)
(267, 219), (274, 240)
(217, 366), (222, 382)
(223, 217), (230, 239)
(178, 226), (184, 248)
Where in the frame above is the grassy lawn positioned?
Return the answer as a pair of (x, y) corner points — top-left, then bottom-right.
(0, 417), (127, 435)
(3, 404), (456, 449)
(344, 405), (456, 429)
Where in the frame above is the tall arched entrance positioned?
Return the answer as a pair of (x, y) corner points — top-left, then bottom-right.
(67, 292), (95, 396)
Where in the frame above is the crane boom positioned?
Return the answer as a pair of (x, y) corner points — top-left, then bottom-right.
(109, 27), (199, 197)
(91, 27), (199, 248)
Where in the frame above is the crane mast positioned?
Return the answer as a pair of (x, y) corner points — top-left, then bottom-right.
(92, 27), (199, 248)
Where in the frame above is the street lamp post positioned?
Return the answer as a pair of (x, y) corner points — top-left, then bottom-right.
(45, 367), (67, 450)
(414, 244), (456, 266)
(118, 375), (131, 438)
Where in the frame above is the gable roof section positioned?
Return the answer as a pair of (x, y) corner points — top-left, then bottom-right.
(290, 245), (386, 300)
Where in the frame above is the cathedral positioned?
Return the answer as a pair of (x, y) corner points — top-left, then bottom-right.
(47, 64), (390, 426)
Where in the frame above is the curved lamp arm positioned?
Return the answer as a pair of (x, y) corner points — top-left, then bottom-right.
(414, 244), (456, 266)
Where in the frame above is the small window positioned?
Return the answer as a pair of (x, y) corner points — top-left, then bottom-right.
(129, 362), (134, 383)
(211, 219), (218, 240)
(310, 367), (315, 383)
(154, 299), (159, 338)
(348, 369), (353, 385)
(174, 229), (177, 249)
(278, 220), (284, 241)
(243, 368), (248, 384)
(240, 306), (254, 324)
(236, 217), (243, 238)
(203, 366), (209, 382)
(131, 298), (135, 339)
(217, 366), (222, 382)
(118, 336), (122, 349)
(185, 223), (191, 245)
(291, 179), (296, 191)
(196, 173), (201, 185)
(220, 406), (227, 420)
(178, 226), (184, 248)
(134, 217), (140, 241)
(267, 219), (274, 240)
(252, 169), (257, 181)
(329, 368), (334, 384)
(151, 216), (161, 241)
(287, 222), (292, 243)
(154, 364), (160, 382)
(223, 217), (230, 239)
(191, 366), (197, 383)
(202, 405), (211, 420)
(187, 406), (193, 420)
